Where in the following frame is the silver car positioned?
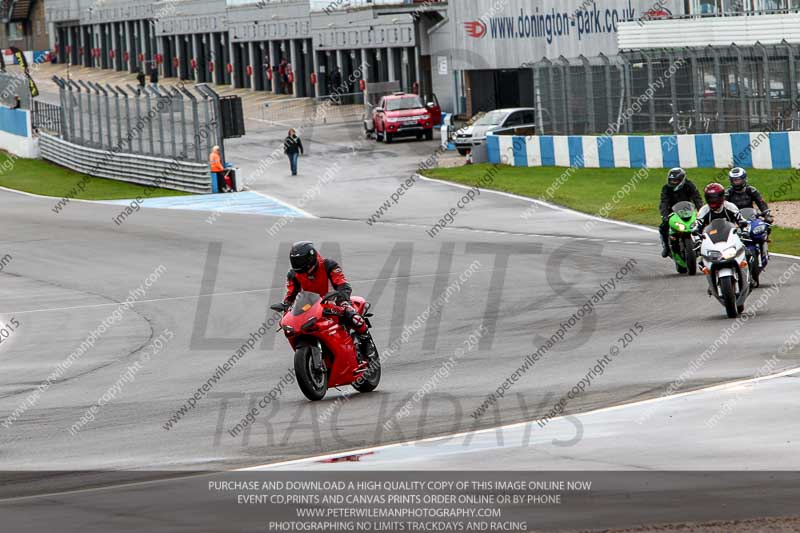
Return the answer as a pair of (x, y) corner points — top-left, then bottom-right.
(453, 108), (537, 156)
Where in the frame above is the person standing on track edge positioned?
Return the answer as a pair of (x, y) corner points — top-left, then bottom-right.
(209, 146), (231, 192)
(284, 128), (303, 176)
(659, 167), (703, 258)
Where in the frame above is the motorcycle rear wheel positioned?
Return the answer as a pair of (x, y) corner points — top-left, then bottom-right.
(294, 345), (328, 401)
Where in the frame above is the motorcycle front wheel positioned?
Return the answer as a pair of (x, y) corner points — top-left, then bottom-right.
(294, 345), (328, 401)
(685, 239), (697, 276)
(719, 276), (739, 319)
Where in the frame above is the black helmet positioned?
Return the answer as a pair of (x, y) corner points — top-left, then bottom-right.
(289, 241), (318, 273)
(667, 167), (686, 191)
(728, 167), (748, 191)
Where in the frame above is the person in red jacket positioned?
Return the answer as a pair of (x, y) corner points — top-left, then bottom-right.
(282, 241), (375, 362)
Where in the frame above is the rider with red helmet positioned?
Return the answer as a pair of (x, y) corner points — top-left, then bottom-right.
(282, 241), (375, 362)
(695, 182), (748, 233)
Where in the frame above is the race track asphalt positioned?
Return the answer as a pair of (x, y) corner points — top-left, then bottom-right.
(1, 82), (800, 530)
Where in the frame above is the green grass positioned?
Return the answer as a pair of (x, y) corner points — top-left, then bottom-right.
(424, 164), (800, 256)
(0, 153), (192, 200)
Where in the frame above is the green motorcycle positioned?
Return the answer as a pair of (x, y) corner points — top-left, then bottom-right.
(668, 201), (699, 275)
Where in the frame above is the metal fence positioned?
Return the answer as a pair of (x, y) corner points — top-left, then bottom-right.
(51, 76), (223, 164)
(33, 100), (62, 134)
(530, 44), (800, 136)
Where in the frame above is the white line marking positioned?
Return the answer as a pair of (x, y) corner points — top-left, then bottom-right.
(415, 173), (659, 234)
(2, 364), (797, 504)
(241, 364), (800, 471)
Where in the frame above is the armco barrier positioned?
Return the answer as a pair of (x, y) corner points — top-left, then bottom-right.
(487, 131), (800, 170)
(39, 133), (212, 193)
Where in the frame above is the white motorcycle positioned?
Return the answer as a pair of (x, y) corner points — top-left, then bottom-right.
(699, 218), (751, 318)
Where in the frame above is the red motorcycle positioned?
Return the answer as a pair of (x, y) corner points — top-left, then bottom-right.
(271, 291), (381, 401)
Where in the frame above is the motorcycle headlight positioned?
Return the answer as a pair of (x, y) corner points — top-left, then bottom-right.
(722, 247), (738, 260)
(752, 225), (766, 236)
(676, 222), (686, 232)
(706, 250), (722, 260)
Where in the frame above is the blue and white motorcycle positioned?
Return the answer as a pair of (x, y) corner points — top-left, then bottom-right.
(739, 208), (771, 288)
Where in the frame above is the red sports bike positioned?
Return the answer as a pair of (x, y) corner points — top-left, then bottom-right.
(271, 291), (381, 401)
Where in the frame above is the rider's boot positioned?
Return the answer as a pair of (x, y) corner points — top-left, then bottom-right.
(356, 333), (376, 364)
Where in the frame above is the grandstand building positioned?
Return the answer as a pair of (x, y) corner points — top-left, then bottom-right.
(43, 0), (800, 133)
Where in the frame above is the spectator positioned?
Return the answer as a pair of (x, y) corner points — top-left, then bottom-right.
(210, 145), (232, 192)
(278, 58), (287, 94)
(330, 66), (343, 103)
(330, 66), (343, 93)
(149, 66), (158, 90)
(283, 128), (303, 176)
(136, 68), (146, 95)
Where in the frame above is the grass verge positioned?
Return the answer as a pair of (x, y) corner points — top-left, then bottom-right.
(0, 154), (191, 200)
(423, 164), (800, 257)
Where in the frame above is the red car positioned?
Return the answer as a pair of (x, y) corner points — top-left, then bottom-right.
(372, 93), (441, 143)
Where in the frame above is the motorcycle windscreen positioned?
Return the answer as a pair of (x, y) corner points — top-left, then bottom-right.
(704, 218), (735, 244)
(290, 292), (321, 316)
(671, 201), (696, 219)
(739, 208), (758, 221)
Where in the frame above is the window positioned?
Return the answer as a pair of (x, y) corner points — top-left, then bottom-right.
(520, 110), (536, 124)
(475, 110), (508, 126)
(696, 0), (719, 14)
(385, 96), (423, 111)
(505, 111), (535, 127)
(7, 22), (25, 41)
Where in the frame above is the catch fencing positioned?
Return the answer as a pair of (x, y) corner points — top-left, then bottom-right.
(32, 100), (62, 134)
(51, 76), (223, 164)
(529, 43), (800, 136)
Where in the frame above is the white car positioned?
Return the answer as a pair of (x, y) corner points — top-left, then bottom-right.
(453, 108), (537, 156)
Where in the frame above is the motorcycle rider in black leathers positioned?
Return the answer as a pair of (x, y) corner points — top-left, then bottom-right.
(725, 167), (774, 230)
(659, 167), (703, 257)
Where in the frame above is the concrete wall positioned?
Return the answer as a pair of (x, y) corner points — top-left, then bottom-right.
(488, 131), (800, 170)
(0, 108), (39, 158)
